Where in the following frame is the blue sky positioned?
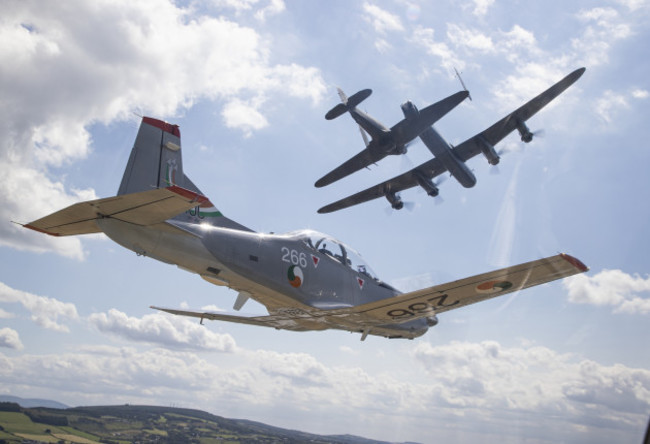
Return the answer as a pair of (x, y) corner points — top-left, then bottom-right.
(1, 0), (649, 443)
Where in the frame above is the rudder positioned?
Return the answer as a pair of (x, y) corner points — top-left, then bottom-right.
(118, 117), (254, 232)
(118, 117), (185, 195)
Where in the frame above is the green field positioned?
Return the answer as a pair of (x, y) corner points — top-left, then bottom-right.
(0, 402), (404, 443)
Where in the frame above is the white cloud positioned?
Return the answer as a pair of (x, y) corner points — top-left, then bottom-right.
(222, 98), (270, 137)
(0, 308), (15, 319)
(363, 2), (404, 34)
(447, 24), (494, 53)
(632, 89), (649, 99)
(0, 328), (23, 350)
(412, 341), (650, 427)
(471, 0), (495, 16)
(1, 340), (648, 442)
(0, 0), (325, 258)
(255, 0), (285, 22)
(595, 90), (629, 123)
(0, 281), (78, 332)
(564, 269), (650, 314)
(211, 0), (285, 20)
(88, 308), (237, 352)
(572, 7), (633, 67)
(411, 27), (463, 72)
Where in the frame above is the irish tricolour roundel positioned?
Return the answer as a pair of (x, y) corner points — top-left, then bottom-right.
(288, 265), (304, 288)
(476, 280), (513, 294)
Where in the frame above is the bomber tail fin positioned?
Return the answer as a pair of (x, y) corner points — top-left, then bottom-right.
(325, 88), (372, 120)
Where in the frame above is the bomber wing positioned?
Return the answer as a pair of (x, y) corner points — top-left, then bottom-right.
(347, 253), (588, 324)
(315, 91), (469, 188)
(318, 157), (447, 213)
(318, 68), (585, 213)
(24, 186), (208, 236)
(453, 67), (586, 163)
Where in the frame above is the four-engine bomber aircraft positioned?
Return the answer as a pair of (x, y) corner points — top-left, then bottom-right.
(318, 67), (586, 213)
(23, 117), (588, 340)
(315, 88), (469, 187)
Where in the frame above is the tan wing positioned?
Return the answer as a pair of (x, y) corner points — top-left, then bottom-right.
(349, 253), (588, 323)
(24, 186), (207, 236)
(150, 306), (326, 332)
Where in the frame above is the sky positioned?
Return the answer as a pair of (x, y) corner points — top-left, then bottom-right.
(1, 0), (649, 443)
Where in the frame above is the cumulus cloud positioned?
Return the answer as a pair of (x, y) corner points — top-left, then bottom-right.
(564, 269), (650, 314)
(0, 328), (23, 350)
(88, 308), (237, 352)
(446, 24), (494, 53)
(411, 26), (463, 72)
(412, 341), (650, 427)
(1, 340), (648, 442)
(595, 90), (630, 123)
(0, 281), (78, 332)
(0, 0), (325, 259)
(363, 2), (404, 34)
(471, 0), (495, 16)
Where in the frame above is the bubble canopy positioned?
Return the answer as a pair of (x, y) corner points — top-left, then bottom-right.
(279, 229), (379, 280)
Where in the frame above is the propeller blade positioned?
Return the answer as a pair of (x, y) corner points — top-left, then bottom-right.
(358, 125), (370, 147)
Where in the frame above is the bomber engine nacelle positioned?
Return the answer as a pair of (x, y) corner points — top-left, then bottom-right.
(478, 136), (500, 165)
(400, 101), (420, 120)
(384, 189), (404, 210)
(414, 170), (439, 196)
(516, 119), (533, 143)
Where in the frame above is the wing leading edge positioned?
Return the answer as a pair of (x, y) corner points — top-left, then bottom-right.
(318, 68), (586, 213)
(153, 253), (587, 334)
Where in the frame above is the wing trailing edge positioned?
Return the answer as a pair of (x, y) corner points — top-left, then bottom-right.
(24, 186), (208, 237)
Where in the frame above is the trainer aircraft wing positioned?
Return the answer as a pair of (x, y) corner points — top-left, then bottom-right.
(150, 306), (311, 331)
(318, 68), (585, 213)
(348, 253), (588, 324)
(153, 253), (587, 332)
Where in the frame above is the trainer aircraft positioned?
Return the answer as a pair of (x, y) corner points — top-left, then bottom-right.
(23, 116), (587, 340)
(318, 67), (586, 213)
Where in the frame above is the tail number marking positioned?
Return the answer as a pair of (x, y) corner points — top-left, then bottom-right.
(386, 294), (458, 320)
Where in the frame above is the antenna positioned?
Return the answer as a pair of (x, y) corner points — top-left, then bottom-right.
(454, 67), (472, 101)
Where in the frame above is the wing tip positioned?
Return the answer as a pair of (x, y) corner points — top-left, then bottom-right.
(560, 253), (589, 273)
(24, 224), (60, 237)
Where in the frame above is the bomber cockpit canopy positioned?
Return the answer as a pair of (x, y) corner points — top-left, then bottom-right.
(284, 230), (379, 280)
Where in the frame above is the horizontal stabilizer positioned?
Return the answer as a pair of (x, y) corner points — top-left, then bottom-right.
(346, 88), (372, 108)
(325, 103), (348, 120)
(24, 186), (208, 237)
(325, 88), (372, 120)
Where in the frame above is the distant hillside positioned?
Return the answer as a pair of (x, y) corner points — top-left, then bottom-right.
(0, 402), (419, 444)
(0, 395), (68, 409)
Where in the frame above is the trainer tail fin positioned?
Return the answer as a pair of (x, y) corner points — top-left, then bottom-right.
(118, 117), (253, 232)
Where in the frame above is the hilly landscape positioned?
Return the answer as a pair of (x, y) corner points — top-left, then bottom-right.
(0, 399), (416, 444)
